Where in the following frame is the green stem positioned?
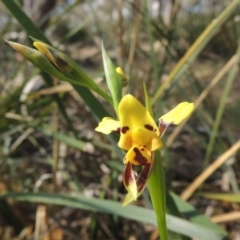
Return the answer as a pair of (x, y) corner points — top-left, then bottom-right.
(144, 83), (168, 239)
(148, 150), (168, 240)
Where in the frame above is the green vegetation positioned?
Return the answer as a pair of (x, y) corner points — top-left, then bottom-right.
(0, 0), (240, 239)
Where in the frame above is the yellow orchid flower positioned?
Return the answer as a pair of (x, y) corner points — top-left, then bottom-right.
(95, 94), (194, 206)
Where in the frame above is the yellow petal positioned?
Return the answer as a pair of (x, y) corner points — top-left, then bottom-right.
(116, 67), (126, 78)
(118, 128), (162, 152)
(123, 163), (138, 202)
(33, 42), (55, 65)
(131, 129), (162, 151)
(159, 102), (194, 125)
(125, 178), (137, 200)
(95, 117), (120, 134)
(131, 128), (155, 147)
(122, 191), (137, 206)
(118, 95), (159, 150)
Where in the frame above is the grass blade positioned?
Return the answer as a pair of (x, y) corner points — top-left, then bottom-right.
(0, 192), (227, 240)
(102, 42), (122, 116)
(2, 0), (78, 136)
(152, 0), (240, 104)
(204, 41), (240, 165)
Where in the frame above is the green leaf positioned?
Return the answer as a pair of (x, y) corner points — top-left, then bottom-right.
(2, 0), (120, 158)
(1, 0), (76, 136)
(101, 42), (122, 116)
(41, 126), (112, 152)
(143, 82), (153, 117)
(0, 192), (226, 240)
(166, 192), (191, 240)
(1, 0), (50, 44)
(170, 192), (226, 235)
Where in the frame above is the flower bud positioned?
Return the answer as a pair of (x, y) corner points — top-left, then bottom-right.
(33, 41), (73, 74)
(116, 67), (128, 87)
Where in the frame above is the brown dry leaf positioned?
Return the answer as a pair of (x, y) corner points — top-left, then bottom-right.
(211, 211), (240, 223)
(35, 205), (47, 239)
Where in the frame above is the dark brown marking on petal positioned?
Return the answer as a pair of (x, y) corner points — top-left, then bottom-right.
(133, 147), (148, 165)
(136, 164), (151, 193)
(159, 119), (172, 138)
(154, 128), (157, 132)
(144, 124), (154, 131)
(124, 162), (134, 187)
(48, 49), (70, 73)
(140, 148), (144, 151)
(121, 126), (129, 134)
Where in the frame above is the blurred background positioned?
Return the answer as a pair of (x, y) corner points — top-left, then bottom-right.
(0, 0), (240, 239)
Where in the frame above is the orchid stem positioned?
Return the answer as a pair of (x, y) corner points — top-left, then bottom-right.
(148, 150), (169, 240)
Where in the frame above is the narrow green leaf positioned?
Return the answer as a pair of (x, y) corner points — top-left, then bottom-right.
(0, 192), (226, 240)
(204, 40), (240, 165)
(2, 0), (77, 136)
(143, 82), (153, 116)
(152, 0), (240, 104)
(1, 0), (50, 43)
(2, 0), (120, 158)
(60, 16), (91, 43)
(166, 192), (191, 240)
(101, 42), (122, 116)
(41, 126), (112, 152)
(170, 192), (226, 235)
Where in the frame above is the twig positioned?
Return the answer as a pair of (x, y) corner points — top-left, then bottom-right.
(180, 141), (240, 200)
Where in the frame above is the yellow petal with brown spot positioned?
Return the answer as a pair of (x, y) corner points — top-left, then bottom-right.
(118, 95), (159, 150)
(124, 146), (151, 165)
